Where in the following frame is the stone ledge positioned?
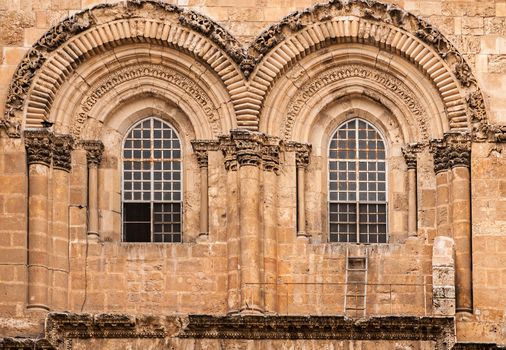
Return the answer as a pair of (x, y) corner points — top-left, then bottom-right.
(178, 315), (454, 341)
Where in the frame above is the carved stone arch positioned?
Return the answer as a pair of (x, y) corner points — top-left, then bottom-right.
(50, 44), (232, 139)
(262, 45), (447, 143)
(249, 0), (487, 136)
(2, 0), (248, 137)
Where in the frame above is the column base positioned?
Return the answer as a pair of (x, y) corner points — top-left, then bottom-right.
(26, 303), (49, 312)
(87, 232), (99, 241)
(456, 309), (474, 321)
(196, 232), (209, 243)
(239, 305), (264, 315)
(297, 232), (311, 239)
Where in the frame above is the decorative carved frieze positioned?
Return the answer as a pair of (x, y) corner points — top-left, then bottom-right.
(80, 140), (104, 168)
(402, 143), (423, 170)
(45, 312), (167, 347)
(430, 132), (471, 174)
(52, 135), (74, 172)
(282, 64), (430, 141)
(73, 64), (221, 137)
(286, 141), (312, 169)
(25, 130), (53, 166)
(191, 140), (219, 168)
(0, 338), (54, 350)
(179, 315), (454, 342)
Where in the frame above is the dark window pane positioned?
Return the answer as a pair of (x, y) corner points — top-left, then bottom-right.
(124, 203), (150, 221)
(124, 222), (150, 242)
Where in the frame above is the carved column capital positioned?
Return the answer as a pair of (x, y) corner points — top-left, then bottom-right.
(232, 129), (265, 168)
(430, 132), (471, 173)
(24, 129), (53, 166)
(262, 137), (281, 173)
(430, 139), (449, 174)
(191, 140), (219, 168)
(219, 135), (238, 172)
(81, 140), (104, 168)
(402, 143), (423, 170)
(286, 141), (312, 168)
(446, 132), (471, 169)
(53, 135), (74, 172)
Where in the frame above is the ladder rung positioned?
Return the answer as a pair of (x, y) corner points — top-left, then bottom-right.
(346, 307), (365, 310)
(347, 268), (367, 271)
(346, 294), (366, 297)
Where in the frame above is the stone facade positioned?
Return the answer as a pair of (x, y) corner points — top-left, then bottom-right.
(0, 0), (506, 349)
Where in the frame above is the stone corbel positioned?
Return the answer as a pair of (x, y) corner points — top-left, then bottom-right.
(191, 140), (219, 239)
(80, 140), (104, 240)
(286, 141), (312, 238)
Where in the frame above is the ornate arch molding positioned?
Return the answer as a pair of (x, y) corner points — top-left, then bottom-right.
(2, 0), (248, 137)
(248, 0), (487, 137)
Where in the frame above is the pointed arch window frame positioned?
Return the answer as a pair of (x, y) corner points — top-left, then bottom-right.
(328, 117), (389, 244)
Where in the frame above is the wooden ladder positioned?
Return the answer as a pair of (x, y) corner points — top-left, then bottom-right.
(344, 247), (368, 318)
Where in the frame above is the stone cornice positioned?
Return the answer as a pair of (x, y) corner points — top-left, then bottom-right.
(24, 129), (53, 166)
(80, 140), (104, 168)
(178, 315), (454, 343)
(286, 141), (312, 169)
(52, 134), (74, 172)
(191, 140), (220, 168)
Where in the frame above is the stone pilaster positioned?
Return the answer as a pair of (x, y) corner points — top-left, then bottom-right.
(446, 132), (472, 315)
(25, 129), (53, 312)
(192, 140), (219, 239)
(402, 143), (422, 237)
(51, 135), (74, 311)
(287, 142), (312, 238)
(81, 140), (104, 239)
(430, 132), (473, 315)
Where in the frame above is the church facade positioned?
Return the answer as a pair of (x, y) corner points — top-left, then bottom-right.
(0, 0), (505, 349)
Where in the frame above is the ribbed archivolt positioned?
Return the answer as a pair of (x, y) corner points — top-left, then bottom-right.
(25, 19), (246, 129)
(251, 17), (468, 131)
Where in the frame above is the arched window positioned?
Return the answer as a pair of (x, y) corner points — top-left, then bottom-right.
(122, 117), (182, 242)
(328, 118), (387, 243)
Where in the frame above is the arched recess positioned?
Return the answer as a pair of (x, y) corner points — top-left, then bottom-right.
(50, 44), (233, 140)
(262, 44), (447, 143)
(2, 0), (247, 137)
(249, 0), (488, 136)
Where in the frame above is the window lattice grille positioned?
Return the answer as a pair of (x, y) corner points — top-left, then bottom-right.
(329, 118), (387, 243)
(122, 118), (182, 242)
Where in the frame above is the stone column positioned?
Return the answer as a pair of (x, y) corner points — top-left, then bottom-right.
(447, 133), (473, 315)
(192, 140), (219, 239)
(25, 130), (53, 311)
(82, 141), (104, 240)
(51, 135), (74, 310)
(292, 143), (311, 238)
(402, 144), (420, 237)
(431, 140), (452, 238)
(221, 137), (241, 314)
(262, 139), (281, 314)
(233, 130), (264, 314)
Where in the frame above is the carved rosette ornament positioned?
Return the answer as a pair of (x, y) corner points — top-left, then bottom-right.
(52, 135), (74, 172)
(191, 140), (219, 168)
(81, 140), (104, 168)
(402, 143), (423, 170)
(24, 130), (53, 166)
